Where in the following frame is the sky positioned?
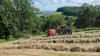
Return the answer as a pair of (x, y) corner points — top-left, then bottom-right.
(31, 0), (100, 11)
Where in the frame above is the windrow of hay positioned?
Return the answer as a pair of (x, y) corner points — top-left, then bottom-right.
(13, 38), (100, 44)
(1, 44), (100, 52)
(26, 33), (100, 41)
(33, 38), (100, 44)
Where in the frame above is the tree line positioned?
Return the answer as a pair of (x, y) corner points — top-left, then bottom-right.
(57, 3), (100, 29)
(57, 6), (80, 16)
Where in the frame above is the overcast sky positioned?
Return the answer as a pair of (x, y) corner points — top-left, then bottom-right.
(31, 0), (100, 11)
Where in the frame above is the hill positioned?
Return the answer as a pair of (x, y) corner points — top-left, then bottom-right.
(37, 12), (62, 17)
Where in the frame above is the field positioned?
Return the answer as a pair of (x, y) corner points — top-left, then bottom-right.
(0, 30), (100, 56)
(37, 12), (62, 17)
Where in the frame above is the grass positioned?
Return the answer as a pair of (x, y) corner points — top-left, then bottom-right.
(84, 27), (100, 31)
(37, 12), (62, 17)
(0, 36), (24, 43)
(73, 27), (100, 32)
(0, 39), (7, 43)
(47, 12), (62, 15)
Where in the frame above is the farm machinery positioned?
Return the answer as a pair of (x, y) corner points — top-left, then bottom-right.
(58, 25), (72, 35)
(47, 25), (72, 36)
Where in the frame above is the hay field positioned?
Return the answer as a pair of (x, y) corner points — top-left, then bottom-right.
(0, 30), (100, 56)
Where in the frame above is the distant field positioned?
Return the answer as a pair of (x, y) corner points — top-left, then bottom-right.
(37, 12), (62, 17)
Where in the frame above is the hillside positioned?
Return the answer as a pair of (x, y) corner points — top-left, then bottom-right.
(37, 12), (62, 17)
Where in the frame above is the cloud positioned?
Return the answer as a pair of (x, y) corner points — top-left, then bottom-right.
(32, 0), (100, 11)
(54, 0), (58, 3)
(71, 0), (95, 3)
(33, 0), (68, 11)
(34, 2), (42, 7)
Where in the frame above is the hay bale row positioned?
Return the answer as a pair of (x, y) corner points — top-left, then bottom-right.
(33, 34), (100, 40)
(1, 44), (100, 52)
(70, 47), (100, 52)
(41, 38), (100, 43)
(13, 38), (100, 44)
(28, 33), (100, 41)
(29, 38), (100, 44)
(30, 35), (72, 40)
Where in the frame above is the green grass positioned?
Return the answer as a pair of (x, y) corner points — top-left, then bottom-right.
(73, 27), (100, 32)
(83, 27), (100, 31)
(0, 39), (7, 43)
(47, 12), (62, 15)
(0, 36), (23, 43)
(0, 39), (16, 43)
(37, 12), (62, 17)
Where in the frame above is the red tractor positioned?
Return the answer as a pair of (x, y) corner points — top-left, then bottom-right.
(59, 25), (72, 35)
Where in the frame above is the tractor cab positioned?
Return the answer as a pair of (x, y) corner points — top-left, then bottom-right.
(59, 25), (72, 35)
(61, 25), (66, 30)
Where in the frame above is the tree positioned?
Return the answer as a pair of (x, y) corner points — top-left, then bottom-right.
(12, 0), (38, 33)
(75, 3), (98, 28)
(0, 0), (40, 40)
(95, 15), (100, 27)
(94, 5), (100, 27)
(0, 0), (17, 40)
(41, 15), (66, 31)
(66, 16), (76, 28)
